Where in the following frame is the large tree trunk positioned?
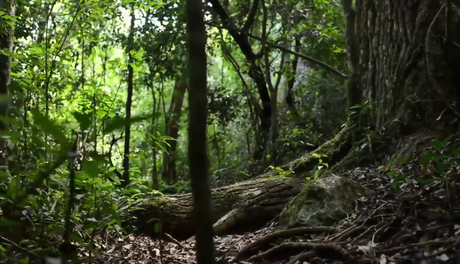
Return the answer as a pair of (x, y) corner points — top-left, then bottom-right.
(358, 0), (460, 134)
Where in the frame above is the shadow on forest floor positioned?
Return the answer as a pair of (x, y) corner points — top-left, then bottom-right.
(93, 163), (460, 264)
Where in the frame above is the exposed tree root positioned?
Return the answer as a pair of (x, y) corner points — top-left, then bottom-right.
(329, 224), (367, 242)
(247, 241), (349, 262)
(236, 226), (338, 259)
(285, 250), (316, 264)
(236, 223), (370, 262)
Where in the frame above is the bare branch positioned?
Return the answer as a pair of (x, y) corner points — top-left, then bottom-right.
(248, 33), (346, 79)
(242, 0), (259, 33)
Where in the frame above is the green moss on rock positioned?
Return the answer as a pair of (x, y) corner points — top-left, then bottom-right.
(280, 173), (374, 228)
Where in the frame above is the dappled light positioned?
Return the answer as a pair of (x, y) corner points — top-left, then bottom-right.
(1, 0), (460, 263)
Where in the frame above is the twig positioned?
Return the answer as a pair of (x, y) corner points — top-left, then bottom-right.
(332, 224), (366, 242)
(0, 235), (44, 261)
(162, 233), (186, 249)
(376, 237), (458, 254)
(286, 250), (315, 264)
(248, 34), (347, 79)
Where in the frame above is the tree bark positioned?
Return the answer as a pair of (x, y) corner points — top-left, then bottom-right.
(122, 4), (135, 187)
(284, 38), (300, 117)
(0, 0), (14, 170)
(0, 0), (20, 243)
(358, 0), (460, 134)
(127, 176), (305, 240)
(162, 75), (187, 184)
(186, 0), (215, 260)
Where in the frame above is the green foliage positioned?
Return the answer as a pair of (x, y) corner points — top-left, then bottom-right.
(419, 137), (460, 175)
(268, 165), (293, 178)
(0, 0), (352, 260)
(309, 153), (329, 180)
(388, 136), (460, 190)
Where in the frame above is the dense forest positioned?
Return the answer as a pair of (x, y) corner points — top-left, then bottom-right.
(1, 0), (460, 263)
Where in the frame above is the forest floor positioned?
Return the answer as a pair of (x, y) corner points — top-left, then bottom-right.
(95, 163), (460, 264)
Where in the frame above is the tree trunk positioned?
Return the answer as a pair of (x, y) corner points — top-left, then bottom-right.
(150, 79), (160, 190)
(162, 75), (187, 184)
(284, 38), (300, 117)
(122, 4), (135, 187)
(0, 0), (14, 171)
(208, 0), (272, 161)
(358, 0), (460, 134)
(0, 0), (21, 243)
(186, 0), (216, 258)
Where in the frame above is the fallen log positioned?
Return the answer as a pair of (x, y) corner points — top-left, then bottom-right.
(125, 176), (306, 240)
(123, 126), (354, 240)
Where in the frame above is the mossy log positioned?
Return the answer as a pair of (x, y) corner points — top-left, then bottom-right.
(125, 126), (354, 240)
(127, 176), (306, 240)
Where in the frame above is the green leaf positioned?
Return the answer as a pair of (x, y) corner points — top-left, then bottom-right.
(399, 155), (411, 165)
(0, 220), (22, 227)
(386, 171), (399, 177)
(364, 128), (373, 135)
(0, 130), (20, 141)
(72, 111), (92, 131)
(391, 175), (407, 190)
(69, 233), (84, 244)
(311, 153), (321, 158)
(147, 217), (159, 224)
(108, 204), (121, 227)
(82, 160), (102, 178)
(419, 152), (439, 164)
(31, 110), (68, 145)
(431, 139), (444, 150)
(417, 178), (437, 185)
(21, 256), (29, 264)
(314, 170), (321, 180)
(447, 147), (460, 156)
(6, 176), (22, 200)
(103, 114), (153, 134)
(436, 161), (452, 174)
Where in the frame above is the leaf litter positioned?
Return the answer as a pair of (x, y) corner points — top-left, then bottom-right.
(81, 163), (460, 264)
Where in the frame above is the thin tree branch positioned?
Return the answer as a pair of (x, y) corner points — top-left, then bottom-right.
(205, 21), (346, 79)
(242, 0), (259, 33)
(249, 33), (346, 79)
